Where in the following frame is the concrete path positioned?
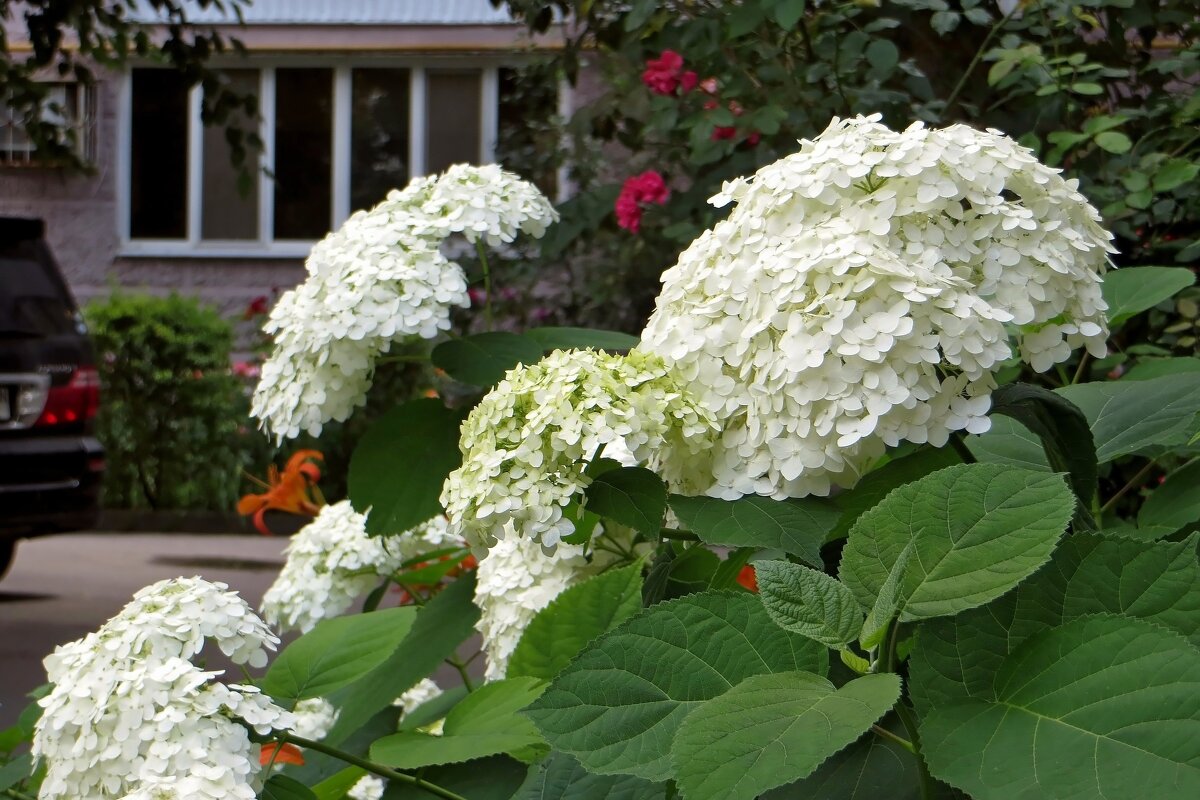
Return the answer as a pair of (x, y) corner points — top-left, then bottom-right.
(0, 532), (287, 727)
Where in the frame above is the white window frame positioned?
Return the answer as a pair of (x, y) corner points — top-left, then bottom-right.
(117, 57), (508, 258)
(1, 82), (96, 166)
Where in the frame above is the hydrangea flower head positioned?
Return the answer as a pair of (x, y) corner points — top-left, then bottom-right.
(642, 114), (1115, 498)
(33, 577), (292, 800)
(440, 348), (718, 551)
(251, 165), (557, 440)
(261, 500), (458, 633)
(290, 698), (339, 741)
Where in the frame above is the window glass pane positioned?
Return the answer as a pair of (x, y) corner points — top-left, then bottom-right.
(202, 70), (259, 240)
(130, 69), (189, 239)
(425, 70), (481, 176)
(351, 68), (410, 211)
(274, 68), (332, 240)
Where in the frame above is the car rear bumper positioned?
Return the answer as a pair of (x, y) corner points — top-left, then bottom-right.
(0, 434), (103, 539)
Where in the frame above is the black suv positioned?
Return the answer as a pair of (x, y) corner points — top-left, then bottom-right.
(0, 217), (103, 578)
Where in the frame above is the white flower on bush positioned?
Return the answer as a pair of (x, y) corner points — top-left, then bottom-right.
(32, 577), (292, 800)
(440, 348), (718, 551)
(251, 164), (558, 441)
(261, 500), (458, 634)
(348, 775), (386, 800)
(641, 114), (1115, 499)
(289, 697), (339, 742)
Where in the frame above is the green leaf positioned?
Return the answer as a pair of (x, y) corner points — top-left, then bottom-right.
(1154, 158), (1200, 192)
(372, 678), (547, 769)
(508, 563), (645, 680)
(348, 399), (466, 535)
(711, 547), (756, 591)
(261, 775), (318, 800)
(512, 752), (665, 800)
(671, 672), (902, 800)
(669, 494), (838, 567)
(772, 0), (807, 31)
(1058, 372), (1200, 462)
(261, 606), (416, 702)
(987, 59), (1015, 86)
(311, 767), (366, 800)
(859, 544), (913, 650)
(1123, 357), (1200, 381)
(921, 615), (1200, 798)
(0, 753), (32, 793)
(965, 415), (1050, 471)
(524, 326), (639, 353)
(762, 725), (920, 799)
(989, 383), (1097, 513)
(1094, 130), (1132, 153)
(832, 447), (961, 540)
(1140, 459), (1200, 532)
(387, 755), (530, 800)
(525, 591), (827, 780)
(909, 533), (1200, 712)
(839, 464), (1073, 622)
(865, 40), (900, 74)
(584, 467), (667, 533)
(1102, 266), (1195, 326)
(324, 573), (480, 746)
(1070, 81), (1104, 94)
(756, 560), (863, 648)
(431, 332), (544, 387)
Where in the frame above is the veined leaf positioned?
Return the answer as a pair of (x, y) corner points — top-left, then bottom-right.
(839, 464), (1073, 622)
(511, 752), (664, 800)
(859, 544), (913, 650)
(431, 332), (544, 387)
(524, 591), (827, 780)
(921, 615), (1200, 798)
(1139, 458), (1200, 533)
(669, 494), (838, 567)
(762, 723), (919, 799)
(671, 672), (902, 800)
(261, 775), (318, 800)
(965, 415), (1049, 471)
(1058, 372), (1200, 462)
(260, 607), (416, 702)
(910, 533), (1200, 713)
(371, 678), (547, 769)
(508, 563), (644, 680)
(756, 560), (862, 648)
(831, 446), (961, 540)
(585, 467), (667, 533)
(1103, 266), (1195, 326)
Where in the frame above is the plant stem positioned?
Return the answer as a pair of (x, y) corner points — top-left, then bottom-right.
(280, 733), (469, 800)
(4, 789), (37, 800)
(949, 433), (976, 465)
(871, 723), (916, 754)
(476, 240), (494, 331)
(446, 655), (476, 692)
(940, 4), (1021, 122)
(893, 701), (938, 800)
(659, 527), (699, 542)
(1100, 458), (1158, 514)
(1072, 352), (1091, 384)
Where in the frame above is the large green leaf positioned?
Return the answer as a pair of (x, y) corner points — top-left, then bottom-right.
(508, 563), (644, 681)
(261, 775), (318, 800)
(839, 464), (1073, 622)
(0, 754), (31, 793)
(762, 723), (920, 799)
(525, 326), (640, 352)
(1102, 265), (1195, 326)
(585, 467), (667, 533)
(348, 399), (466, 535)
(260, 606), (416, 702)
(831, 446), (961, 540)
(965, 415), (1050, 471)
(1058, 372), (1200, 462)
(372, 678), (547, 769)
(1139, 458), (1200, 533)
(989, 383), (1097, 513)
(431, 332), (544, 387)
(671, 672), (902, 800)
(387, 755), (530, 800)
(1123, 357), (1200, 381)
(310, 767), (366, 800)
(324, 574), (479, 745)
(669, 494), (838, 567)
(512, 753), (665, 800)
(909, 533), (1200, 713)
(755, 560), (862, 648)
(921, 615), (1200, 798)
(859, 544), (913, 650)
(524, 591), (827, 780)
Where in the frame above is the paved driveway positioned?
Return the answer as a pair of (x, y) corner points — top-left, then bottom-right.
(0, 532), (287, 727)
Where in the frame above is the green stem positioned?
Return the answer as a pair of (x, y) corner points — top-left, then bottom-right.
(280, 733), (468, 800)
(1072, 352), (1091, 384)
(1100, 458), (1158, 514)
(447, 655), (476, 692)
(871, 723), (916, 754)
(939, 3), (1022, 122)
(894, 702), (938, 800)
(4, 789), (37, 800)
(659, 527), (699, 542)
(476, 240), (494, 332)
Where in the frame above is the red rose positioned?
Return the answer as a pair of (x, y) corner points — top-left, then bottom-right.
(615, 170), (671, 234)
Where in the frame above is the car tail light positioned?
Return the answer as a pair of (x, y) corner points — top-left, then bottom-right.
(35, 367), (100, 427)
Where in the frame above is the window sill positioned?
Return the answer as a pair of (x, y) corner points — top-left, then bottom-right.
(118, 241), (315, 260)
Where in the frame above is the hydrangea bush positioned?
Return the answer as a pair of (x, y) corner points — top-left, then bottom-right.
(7, 136), (1200, 800)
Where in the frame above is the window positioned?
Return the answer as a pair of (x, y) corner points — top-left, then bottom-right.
(121, 62), (537, 256)
(1, 83), (96, 166)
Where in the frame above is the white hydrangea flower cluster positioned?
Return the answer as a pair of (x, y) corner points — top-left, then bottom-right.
(348, 775), (386, 800)
(261, 500), (459, 634)
(32, 577), (292, 800)
(642, 114), (1115, 498)
(440, 348), (718, 551)
(393, 678), (445, 720)
(251, 164), (558, 441)
(474, 532), (628, 681)
(289, 698), (339, 741)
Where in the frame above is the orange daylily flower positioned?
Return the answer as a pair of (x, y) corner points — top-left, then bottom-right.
(737, 564), (758, 593)
(238, 450), (325, 535)
(260, 742), (306, 766)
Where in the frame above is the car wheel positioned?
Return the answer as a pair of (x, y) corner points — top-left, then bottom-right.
(0, 540), (15, 581)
